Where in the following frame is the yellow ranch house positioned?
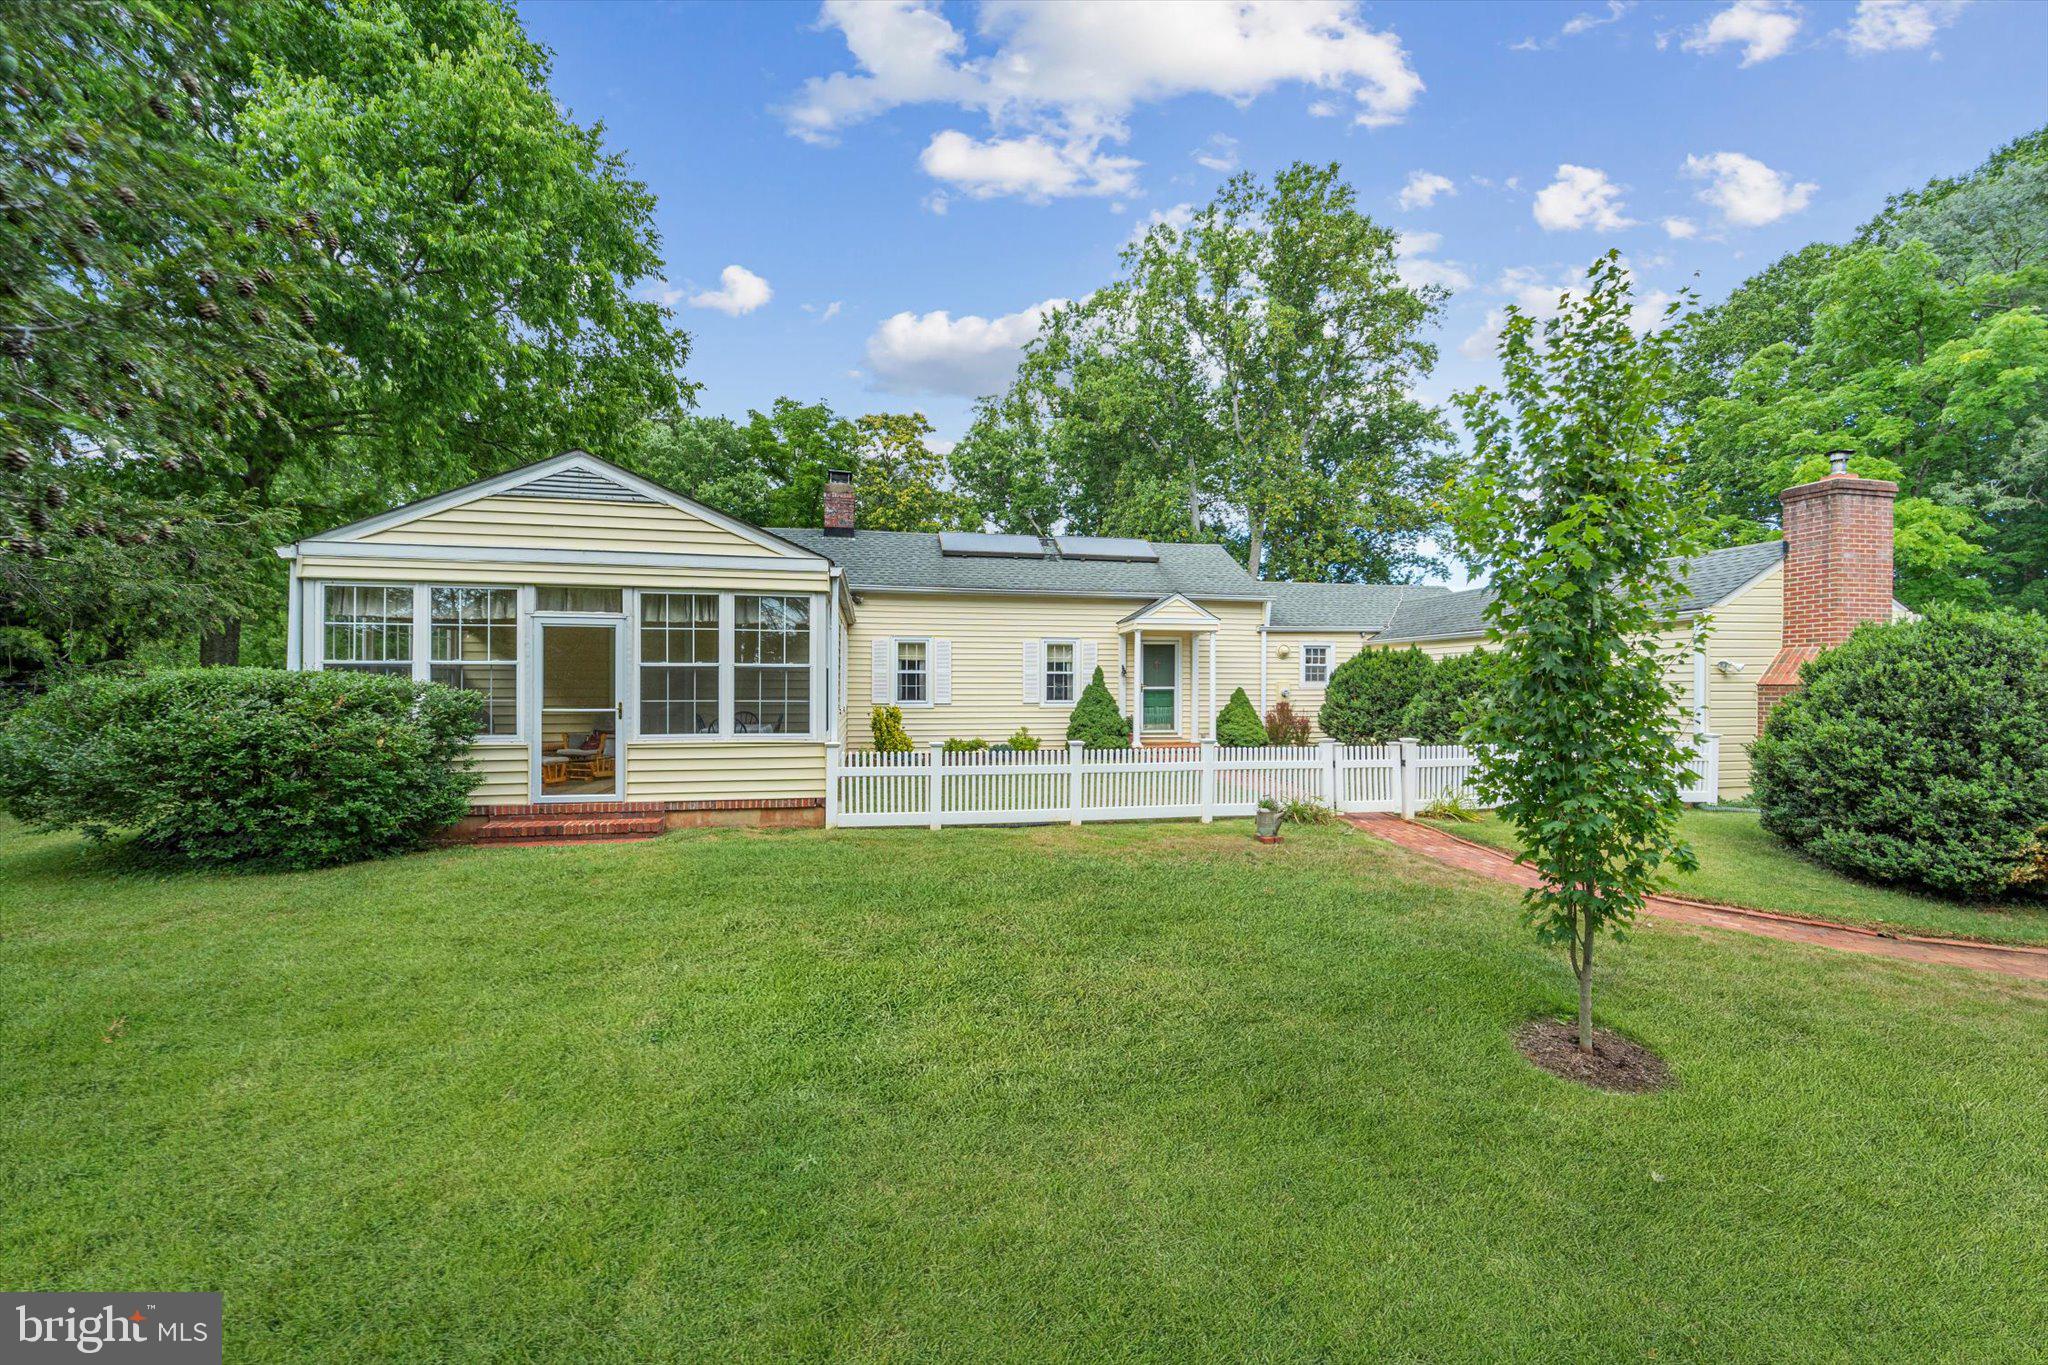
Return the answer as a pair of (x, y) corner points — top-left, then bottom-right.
(279, 450), (1904, 834)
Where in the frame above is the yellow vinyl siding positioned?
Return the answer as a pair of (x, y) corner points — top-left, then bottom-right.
(625, 742), (825, 803)
(360, 495), (786, 557)
(466, 744), (530, 804)
(296, 556), (828, 594)
(1127, 596), (1223, 629)
(1262, 633), (1374, 739)
(847, 593), (1265, 749)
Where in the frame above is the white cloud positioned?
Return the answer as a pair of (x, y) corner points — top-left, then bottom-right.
(687, 264), (773, 316)
(864, 297), (1065, 397)
(802, 300), (844, 322)
(1662, 216), (1699, 239)
(920, 130), (1139, 202)
(1307, 99), (1339, 118)
(784, 1), (1425, 199)
(1843, 0), (1968, 53)
(1531, 164), (1635, 232)
(1683, 1), (1803, 65)
(1192, 133), (1239, 172)
(1394, 230), (1472, 292)
(1398, 170), (1456, 210)
(1514, 1), (1635, 50)
(636, 280), (686, 308)
(1683, 151), (1816, 226)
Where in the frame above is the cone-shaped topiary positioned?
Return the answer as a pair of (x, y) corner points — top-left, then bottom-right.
(1066, 665), (1131, 748)
(1318, 645), (1435, 743)
(1215, 686), (1267, 747)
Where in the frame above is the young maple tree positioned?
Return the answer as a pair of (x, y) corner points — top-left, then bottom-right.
(1451, 252), (1706, 1053)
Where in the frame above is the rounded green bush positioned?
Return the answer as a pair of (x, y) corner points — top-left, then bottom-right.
(871, 704), (913, 753)
(1399, 649), (1496, 744)
(1066, 665), (1131, 749)
(1215, 686), (1267, 747)
(0, 668), (481, 868)
(1318, 645), (1435, 744)
(1752, 610), (2048, 899)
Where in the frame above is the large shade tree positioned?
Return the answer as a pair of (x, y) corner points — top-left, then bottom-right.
(954, 162), (1451, 582)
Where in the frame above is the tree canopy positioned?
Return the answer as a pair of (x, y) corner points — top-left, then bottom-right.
(953, 162), (1451, 583)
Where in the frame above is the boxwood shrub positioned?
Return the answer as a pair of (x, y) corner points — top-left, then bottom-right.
(1317, 645), (1435, 744)
(0, 668), (481, 868)
(1752, 610), (2048, 899)
(1399, 649), (1497, 744)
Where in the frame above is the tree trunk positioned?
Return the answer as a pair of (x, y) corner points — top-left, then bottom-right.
(1247, 516), (1263, 579)
(1577, 916), (1596, 1053)
(198, 619), (241, 667)
(1187, 449), (1199, 538)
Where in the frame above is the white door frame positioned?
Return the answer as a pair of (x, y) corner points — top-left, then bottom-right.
(1140, 637), (1182, 736)
(530, 612), (628, 803)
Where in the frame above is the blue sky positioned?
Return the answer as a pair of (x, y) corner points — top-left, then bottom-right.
(518, 0), (2045, 572)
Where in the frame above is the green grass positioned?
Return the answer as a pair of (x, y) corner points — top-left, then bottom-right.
(1451, 809), (2048, 947)
(2, 819), (2043, 1361)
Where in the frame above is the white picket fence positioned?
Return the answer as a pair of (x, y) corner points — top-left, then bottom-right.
(827, 733), (1720, 829)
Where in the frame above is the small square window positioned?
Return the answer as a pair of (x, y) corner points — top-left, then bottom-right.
(1303, 644), (1331, 686)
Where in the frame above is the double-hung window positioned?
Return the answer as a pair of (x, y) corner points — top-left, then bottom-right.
(734, 594), (810, 734)
(640, 593), (719, 736)
(1044, 640), (1075, 703)
(429, 587), (518, 735)
(895, 639), (928, 705)
(1302, 643), (1332, 686)
(322, 585), (413, 675)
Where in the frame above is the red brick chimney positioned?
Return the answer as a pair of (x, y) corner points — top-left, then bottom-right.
(1756, 452), (1897, 730)
(823, 468), (855, 537)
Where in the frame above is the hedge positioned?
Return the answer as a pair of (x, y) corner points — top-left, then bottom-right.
(1318, 646), (1435, 744)
(1752, 610), (2048, 899)
(0, 668), (480, 868)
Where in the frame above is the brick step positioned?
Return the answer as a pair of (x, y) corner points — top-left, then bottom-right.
(475, 801), (666, 818)
(472, 814), (666, 843)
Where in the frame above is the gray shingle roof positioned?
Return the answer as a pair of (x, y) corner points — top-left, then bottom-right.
(1373, 540), (1787, 643)
(1264, 583), (1452, 631)
(769, 527), (1269, 599)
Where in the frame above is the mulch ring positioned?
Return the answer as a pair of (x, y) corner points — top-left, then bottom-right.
(1515, 1018), (1672, 1094)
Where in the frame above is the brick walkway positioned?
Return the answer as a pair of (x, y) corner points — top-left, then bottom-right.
(1343, 814), (2048, 982)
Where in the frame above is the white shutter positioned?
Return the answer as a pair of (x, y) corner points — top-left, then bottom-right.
(1022, 640), (1043, 703)
(933, 639), (953, 705)
(871, 638), (894, 703)
(1078, 639), (1099, 686)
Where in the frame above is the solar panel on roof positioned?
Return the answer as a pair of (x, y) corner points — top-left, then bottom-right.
(1052, 535), (1159, 562)
(937, 531), (1047, 558)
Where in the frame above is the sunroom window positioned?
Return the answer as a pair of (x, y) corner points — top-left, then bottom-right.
(429, 587), (518, 736)
(322, 585), (413, 675)
(735, 594), (810, 733)
(640, 592), (719, 736)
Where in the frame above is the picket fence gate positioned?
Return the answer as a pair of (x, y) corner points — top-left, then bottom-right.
(827, 734), (1720, 829)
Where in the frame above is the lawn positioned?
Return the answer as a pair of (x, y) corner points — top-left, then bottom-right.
(1451, 808), (2048, 947)
(2, 818), (2043, 1361)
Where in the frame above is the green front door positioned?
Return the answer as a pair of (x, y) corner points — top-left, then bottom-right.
(1141, 641), (1177, 732)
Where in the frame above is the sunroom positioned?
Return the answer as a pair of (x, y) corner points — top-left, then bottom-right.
(279, 453), (847, 812)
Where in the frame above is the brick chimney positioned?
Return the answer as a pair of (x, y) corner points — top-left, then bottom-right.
(823, 468), (855, 537)
(1756, 452), (1897, 730)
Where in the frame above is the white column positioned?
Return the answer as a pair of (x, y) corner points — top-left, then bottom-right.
(928, 740), (944, 830)
(284, 559), (303, 670)
(1131, 628), (1144, 748)
(1191, 634), (1202, 740)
